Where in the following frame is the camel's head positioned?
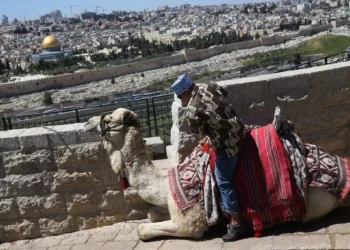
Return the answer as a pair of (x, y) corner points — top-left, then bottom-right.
(84, 108), (145, 178)
(84, 108), (141, 151)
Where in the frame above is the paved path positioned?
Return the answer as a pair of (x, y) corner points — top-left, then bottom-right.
(1, 208), (350, 250)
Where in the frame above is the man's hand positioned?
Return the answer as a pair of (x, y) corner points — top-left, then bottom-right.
(199, 137), (209, 146)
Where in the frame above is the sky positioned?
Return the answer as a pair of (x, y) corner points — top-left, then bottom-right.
(1, 0), (266, 21)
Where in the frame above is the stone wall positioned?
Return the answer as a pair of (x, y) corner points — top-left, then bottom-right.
(0, 54), (186, 98)
(331, 19), (350, 29)
(168, 61), (350, 163)
(0, 22), (340, 98)
(0, 124), (164, 242)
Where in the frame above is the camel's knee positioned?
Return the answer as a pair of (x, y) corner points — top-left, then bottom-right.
(147, 206), (170, 222)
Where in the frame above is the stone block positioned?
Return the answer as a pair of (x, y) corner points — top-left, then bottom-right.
(286, 106), (330, 133)
(71, 243), (104, 250)
(47, 245), (73, 250)
(334, 234), (350, 250)
(53, 142), (105, 172)
(299, 127), (347, 153)
(267, 73), (311, 94)
(0, 129), (27, 152)
(39, 215), (74, 237)
(45, 124), (80, 147)
(134, 240), (165, 250)
(328, 103), (350, 128)
(59, 234), (89, 246)
(100, 241), (138, 250)
(2, 149), (57, 175)
(74, 211), (124, 231)
(327, 222), (350, 233)
(31, 234), (71, 248)
(76, 123), (101, 144)
(160, 238), (223, 250)
(0, 198), (20, 221)
(86, 229), (120, 243)
(145, 137), (165, 157)
(19, 128), (50, 152)
(97, 187), (124, 211)
(310, 63), (350, 90)
(114, 227), (139, 241)
(0, 219), (41, 242)
(51, 170), (103, 192)
(66, 191), (98, 215)
(0, 172), (52, 199)
(272, 235), (332, 250)
(223, 236), (273, 250)
(125, 204), (151, 221)
(311, 86), (350, 107)
(17, 194), (66, 218)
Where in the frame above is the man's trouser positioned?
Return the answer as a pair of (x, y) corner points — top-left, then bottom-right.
(215, 152), (240, 215)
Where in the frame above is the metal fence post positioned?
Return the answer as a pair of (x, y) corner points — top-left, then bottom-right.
(75, 109), (80, 123)
(1, 117), (7, 131)
(151, 98), (158, 136)
(146, 99), (152, 137)
(7, 117), (12, 130)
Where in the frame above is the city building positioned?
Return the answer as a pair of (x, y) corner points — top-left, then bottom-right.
(31, 35), (73, 61)
(2, 15), (9, 26)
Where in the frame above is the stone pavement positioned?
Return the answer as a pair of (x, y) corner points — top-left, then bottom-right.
(1, 208), (350, 250)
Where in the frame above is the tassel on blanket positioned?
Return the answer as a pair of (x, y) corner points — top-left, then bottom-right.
(122, 177), (129, 190)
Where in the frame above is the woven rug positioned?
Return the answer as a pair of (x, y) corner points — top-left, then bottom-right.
(305, 143), (350, 203)
(235, 124), (306, 232)
(168, 144), (220, 225)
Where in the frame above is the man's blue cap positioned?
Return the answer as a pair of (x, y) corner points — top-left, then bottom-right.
(171, 73), (193, 96)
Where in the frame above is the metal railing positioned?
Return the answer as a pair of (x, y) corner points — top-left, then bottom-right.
(0, 94), (174, 144)
(277, 50), (349, 73)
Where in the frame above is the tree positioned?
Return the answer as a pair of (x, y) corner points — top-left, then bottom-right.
(253, 5), (258, 13)
(5, 59), (10, 70)
(263, 30), (268, 36)
(294, 53), (302, 65)
(43, 92), (53, 105)
(255, 32), (260, 40)
(111, 78), (115, 84)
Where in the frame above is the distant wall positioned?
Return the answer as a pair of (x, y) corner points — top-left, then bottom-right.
(0, 125), (165, 242)
(0, 54), (186, 98)
(0, 23), (337, 98)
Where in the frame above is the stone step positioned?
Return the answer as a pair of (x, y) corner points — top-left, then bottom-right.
(145, 137), (165, 159)
(153, 159), (177, 170)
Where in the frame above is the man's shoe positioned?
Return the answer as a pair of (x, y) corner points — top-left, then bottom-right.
(222, 223), (249, 242)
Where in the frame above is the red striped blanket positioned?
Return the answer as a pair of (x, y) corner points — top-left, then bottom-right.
(235, 124), (306, 232)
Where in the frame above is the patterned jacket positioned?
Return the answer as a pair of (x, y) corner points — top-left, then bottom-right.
(185, 83), (245, 157)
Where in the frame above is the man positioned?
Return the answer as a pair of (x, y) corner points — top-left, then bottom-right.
(171, 73), (248, 242)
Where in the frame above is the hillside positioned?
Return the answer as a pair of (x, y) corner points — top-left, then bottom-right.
(242, 35), (350, 69)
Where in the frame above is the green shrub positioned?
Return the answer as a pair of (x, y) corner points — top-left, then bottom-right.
(43, 92), (53, 105)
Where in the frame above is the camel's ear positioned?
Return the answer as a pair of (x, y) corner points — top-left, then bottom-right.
(84, 116), (101, 133)
(122, 111), (138, 125)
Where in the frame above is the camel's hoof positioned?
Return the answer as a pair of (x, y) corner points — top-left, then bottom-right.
(137, 224), (149, 241)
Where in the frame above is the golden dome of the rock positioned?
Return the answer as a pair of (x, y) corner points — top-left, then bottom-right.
(42, 35), (60, 49)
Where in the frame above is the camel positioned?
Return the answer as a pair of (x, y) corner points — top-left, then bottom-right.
(84, 108), (350, 241)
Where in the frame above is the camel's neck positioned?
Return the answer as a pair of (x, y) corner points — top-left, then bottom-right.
(119, 134), (169, 208)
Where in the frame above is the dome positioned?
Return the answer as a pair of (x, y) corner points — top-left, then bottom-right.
(42, 36), (60, 49)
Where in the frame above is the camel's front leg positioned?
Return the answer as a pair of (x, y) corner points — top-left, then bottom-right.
(147, 206), (170, 222)
(137, 220), (204, 241)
